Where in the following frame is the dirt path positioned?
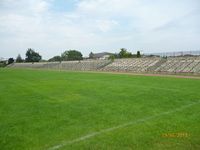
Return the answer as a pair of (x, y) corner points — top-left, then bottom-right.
(83, 71), (200, 80)
(9, 68), (200, 79)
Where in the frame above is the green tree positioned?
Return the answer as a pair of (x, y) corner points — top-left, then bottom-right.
(118, 48), (132, 58)
(61, 50), (83, 61)
(89, 52), (94, 59)
(137, 51), (141, 58)
(16, 54), (23, 63)
(25, 48), (42, 62)
(108, 55), (115, 62)
(8, 58), (14, 64)
(48, 56), (62, 62)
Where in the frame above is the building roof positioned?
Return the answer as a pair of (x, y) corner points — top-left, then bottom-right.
(0, 57), (7, 61)
(93, 52), (114, 58)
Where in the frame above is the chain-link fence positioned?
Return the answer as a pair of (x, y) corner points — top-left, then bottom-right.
(145, 50), (200, 57)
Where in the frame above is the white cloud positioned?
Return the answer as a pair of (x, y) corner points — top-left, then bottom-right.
(0, 0), (200, 59)
(95, 20), (118, 32)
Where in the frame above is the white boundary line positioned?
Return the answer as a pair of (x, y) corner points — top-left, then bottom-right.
(48, 101), (200, 150)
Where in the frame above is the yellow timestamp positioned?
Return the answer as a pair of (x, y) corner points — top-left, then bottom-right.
(161, 132), (190, 138)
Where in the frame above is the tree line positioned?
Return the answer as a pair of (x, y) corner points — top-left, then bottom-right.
(2, 48), (141, 65)
(88, 48), (141, 60)
(115, 48), (141, 59)
(11, 49), (83, 63)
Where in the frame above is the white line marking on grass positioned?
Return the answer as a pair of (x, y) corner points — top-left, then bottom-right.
(48, 101), (200, 150)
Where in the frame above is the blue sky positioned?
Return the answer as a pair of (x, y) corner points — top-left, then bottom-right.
(0, 0), (200, 59)
(51, 0), (76, 12)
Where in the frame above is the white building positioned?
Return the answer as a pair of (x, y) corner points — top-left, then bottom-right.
(93, 52), (114, 60)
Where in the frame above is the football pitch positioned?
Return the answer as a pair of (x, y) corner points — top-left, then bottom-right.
(0, 69), (200, 150)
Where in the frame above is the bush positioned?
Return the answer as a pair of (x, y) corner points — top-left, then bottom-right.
(61, 50), (83, 61)
(0, 62), (6, 67)
(48, 56), (62, 62)
(8, 58), (14, 64)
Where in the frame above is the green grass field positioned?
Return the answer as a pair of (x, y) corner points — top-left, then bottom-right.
(0, 69), (200, 150)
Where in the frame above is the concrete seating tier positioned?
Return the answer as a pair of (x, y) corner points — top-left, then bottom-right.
(10, 60), (111, 71)
(9, 57), (200, 74)
(155, 57), (200, 73)
(102, 58), (161, 72)
(60, 60), (111, 71)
